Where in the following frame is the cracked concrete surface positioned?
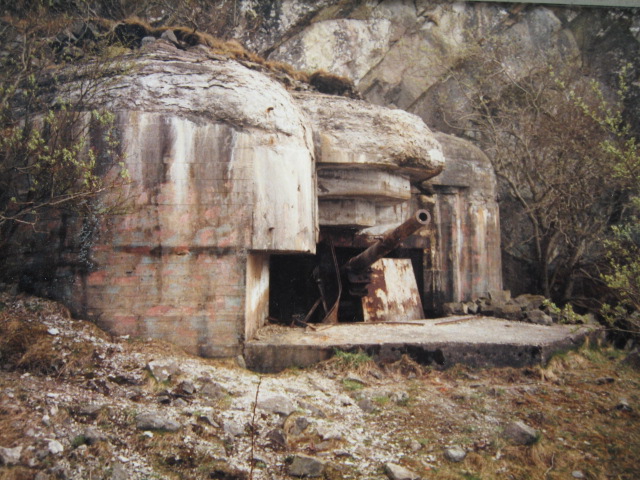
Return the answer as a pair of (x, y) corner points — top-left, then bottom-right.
(245, 317), (597, 372)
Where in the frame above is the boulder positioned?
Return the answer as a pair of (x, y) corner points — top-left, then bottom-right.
(622, 350), (640, 370)
(140, 36), (156, 46)
(160, 29), (179, 45)
(384, 462), (420, 480)
(0, 445), (22, 466)
(493, 303), (523, 321)
(288, 416), (311, 436)
(83, 427), (107, 445)
(443, 302), (467, 316)
(527, 309), (553, 325)
(223, 419), (246, 437)
(111, 461), (129, 480)
(357, 397), (375, 413)
(316, 425), (343, 441)
(444, 445), (467, 462)
(476, 298), (494, 315)
(465, 301), (479, 314)
(257, 394), (295, 416)
(489, 290), (512, 304)
(135, 412), (181, 432)
(177, 380), (196, 395)
(266, 428), (287, 450)
(616, 398), (632, 412)
(288, 454), (326, 477)
(200, 380), (226, 399)
(47, 439), (64, 455)
(74, 403), (105, 418)
(514, 294), (546, 310)
(504, 420), (539, 445)
(147, 360), (181, 383)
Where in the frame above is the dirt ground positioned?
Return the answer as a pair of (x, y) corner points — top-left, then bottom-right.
(1, 293), (639, 480)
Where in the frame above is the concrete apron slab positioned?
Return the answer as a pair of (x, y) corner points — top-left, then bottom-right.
(244, 316), (597, 373)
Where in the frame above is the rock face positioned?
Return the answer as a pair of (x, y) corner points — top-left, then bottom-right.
(263, 2), (580, 116)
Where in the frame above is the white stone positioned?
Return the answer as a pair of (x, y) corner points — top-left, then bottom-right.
(444, 445), (467, 462)
(47, 440), (64, 455)
(0, 445), (22, 466)
(135, 412), (181, 432)
(146, 360), (180, 383)
(223, 419), (245, 437)
(258, 395), (295, 416)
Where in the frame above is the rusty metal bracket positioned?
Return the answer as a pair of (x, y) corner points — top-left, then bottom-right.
(434, 316), (481, 326)
(321, 240), (341, 324)
(313, 266), (329, 314)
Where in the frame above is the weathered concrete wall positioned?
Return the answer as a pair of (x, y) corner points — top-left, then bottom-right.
(83, 107), (316, 356)
(17, 42), (319, 357)
(430, 132), (502, 305)
(294, 92), (444, 229)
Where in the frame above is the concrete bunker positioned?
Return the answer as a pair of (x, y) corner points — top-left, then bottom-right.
(6, 43), (503, 359)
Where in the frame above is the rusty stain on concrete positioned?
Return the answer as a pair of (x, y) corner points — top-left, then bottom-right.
(362, 259), (423, 322)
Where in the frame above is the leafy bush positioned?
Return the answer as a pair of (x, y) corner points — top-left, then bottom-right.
(0, 14), (130, 278)
(602, 222), (640, 340)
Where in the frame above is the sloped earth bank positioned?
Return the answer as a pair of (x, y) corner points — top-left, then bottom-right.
(0, 294), (639, 480)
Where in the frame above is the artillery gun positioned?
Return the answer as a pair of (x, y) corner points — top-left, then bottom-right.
(316, 210), (431, 324)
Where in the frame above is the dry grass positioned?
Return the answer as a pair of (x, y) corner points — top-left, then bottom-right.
(0, 468), (33, 480)
(367, 346), (640, 480)
(321, 348), (378, 376)
(0, 296), (96, 376)
(0, 397), (30, 448)
(17, 15), (357, 96)
(265, 60), (310, 82)
(2, 293), (637, 479)
(383, 354), (430, 379)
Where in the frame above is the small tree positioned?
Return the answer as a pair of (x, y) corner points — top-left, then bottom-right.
(585, 66), (640, 339)
(0, 14), (129, 277)
(442, 41), (633, 303)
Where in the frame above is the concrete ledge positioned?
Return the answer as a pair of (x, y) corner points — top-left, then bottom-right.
(244, 317), (597, 373)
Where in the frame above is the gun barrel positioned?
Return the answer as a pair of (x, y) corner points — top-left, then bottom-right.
(343, 209), (431, 273)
